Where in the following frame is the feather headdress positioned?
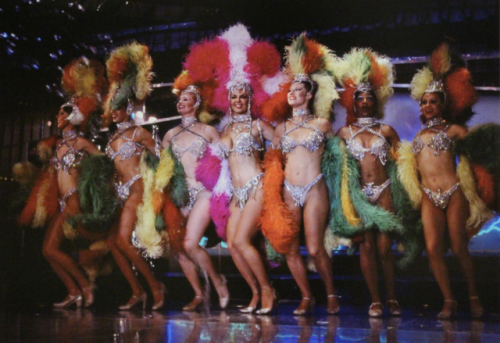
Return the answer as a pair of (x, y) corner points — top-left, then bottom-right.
(262, 33), (338, 122)
(410, 43), (477, 125)
(61, 57), (107, 127)
(336, 48), (394, 125)
(177, 24), (283, 122)
(102, 42), (154, 127)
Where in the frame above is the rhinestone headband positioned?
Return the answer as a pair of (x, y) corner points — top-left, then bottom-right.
(356, 82), (373, 93)
(423, 80), (446, 102)
(292, 73), (314, 94)
(181, 85), (201, 108)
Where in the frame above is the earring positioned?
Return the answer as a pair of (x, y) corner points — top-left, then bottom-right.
(126, 99), (134, 116)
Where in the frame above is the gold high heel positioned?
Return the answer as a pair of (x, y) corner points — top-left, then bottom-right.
(469, 296), (484, 319)
(182, 296), (205, 312)
(82, 282), (97, 308)
(239, 291), (259, 314)
(256, 288), (278, 315)
(119, 293), (147, 310)
(437, 299), (457, 320)
(293, 297), (315, 316)
(152, 282), (168, 311)
(387, 300), (401, 316)
(216, 275), (230, 309)
(368, 302), (383, 317)
(53, 294), (83, 308)
(327, 294), (341, 315)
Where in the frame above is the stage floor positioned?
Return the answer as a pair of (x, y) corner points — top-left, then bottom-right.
(1, 302), (499, 342)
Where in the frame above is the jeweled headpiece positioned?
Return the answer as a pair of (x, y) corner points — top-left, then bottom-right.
(292, 73), (314, 94)
(181, 85), (202, 108)
(410, 43), (477, 125)
(336, 48), (394, 125)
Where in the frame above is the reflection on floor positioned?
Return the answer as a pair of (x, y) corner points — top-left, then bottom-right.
(1, 302), (499, 342)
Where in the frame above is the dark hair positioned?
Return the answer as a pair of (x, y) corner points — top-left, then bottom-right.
(61, 105), (73, 115)
(301, 81), (318, 113)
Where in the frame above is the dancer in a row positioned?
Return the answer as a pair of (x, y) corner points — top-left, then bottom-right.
(102, 42), (166, 310)
(335, 49), (403, 317)
(261, 33), (341, 315)
(400, 43), (493, 318)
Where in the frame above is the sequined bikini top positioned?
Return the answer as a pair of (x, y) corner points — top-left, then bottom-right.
(50, 131), (86, 173)
(281, 116), (325, 154)
(346, 122), (390, 165)
(106, 123), (145, 162)
(171, 123), (208, 160)
(219, 115), (264, 158)
(412, 125), (454, 156)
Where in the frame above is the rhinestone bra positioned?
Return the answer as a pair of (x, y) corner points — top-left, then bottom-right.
(280, 116), (325, 154)
(346, 121), (390, 165)
(106, 124), (145, 162)
(220, 116), (264, 158)
(171, 123), (208, 160)
(412, 125), (454, 156)
(50, 131), (86, 173)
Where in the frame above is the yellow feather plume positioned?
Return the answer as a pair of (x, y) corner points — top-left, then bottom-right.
(135, 152), (164, 258)
(154, 149), (175, 192)
(397, 142), (422, 209)
(63, 221), (79, 240)
(311, 73), (338, 119)
(127, 42), (154, 101)
(32, 169), (53, 228)
(457, 156), (493, 234)
(410, 67), (433, 101)
(340, 143), (361, 226)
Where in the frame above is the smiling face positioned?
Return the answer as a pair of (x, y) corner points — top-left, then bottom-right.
(354, 91), (377, 118)
(177, 92), (198, 116)
(420, 92), (444, 121)
(288, 82), (312, 109)
(230, 88), (250, 115)
(111, 106), (129, 124)
(56, 107), (71, 129)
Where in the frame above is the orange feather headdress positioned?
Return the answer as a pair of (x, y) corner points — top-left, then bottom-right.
(61, 57), (107, 127)
(410, 43), (477, 125)
(335, 48), (394, 125)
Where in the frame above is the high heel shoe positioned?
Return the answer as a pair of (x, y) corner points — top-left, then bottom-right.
(256, 288), (278, 315)
(368, 302), (383, 317)
(152, 282), (168, 311)
(240, 291), (260, 314)
(82, 282), (97, 308)
(327, 294), (341, 315)
(216, 275), (230, 309)
(293, 297), (315, 316)
(119, 293), (147, 310)
(437, 299), (457, 320)
(182, 296), (205, 312)
(469, 296), (484, 319)
(53, 294), (83, 308)
(387, 300), (401, 316)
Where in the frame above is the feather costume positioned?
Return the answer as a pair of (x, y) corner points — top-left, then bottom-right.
(335, 48), (394, 125)
(400, 44), (493, 237)
(260, 34), (338, 255)
(323, 137), (423, 267)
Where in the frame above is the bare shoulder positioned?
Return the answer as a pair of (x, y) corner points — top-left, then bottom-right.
(336, 126), (349, 140)
(449, 124), (468, 139)
(381, 124), (399, 137)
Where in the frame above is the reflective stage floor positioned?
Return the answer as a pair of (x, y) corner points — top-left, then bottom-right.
(1, 302), (499, 342)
